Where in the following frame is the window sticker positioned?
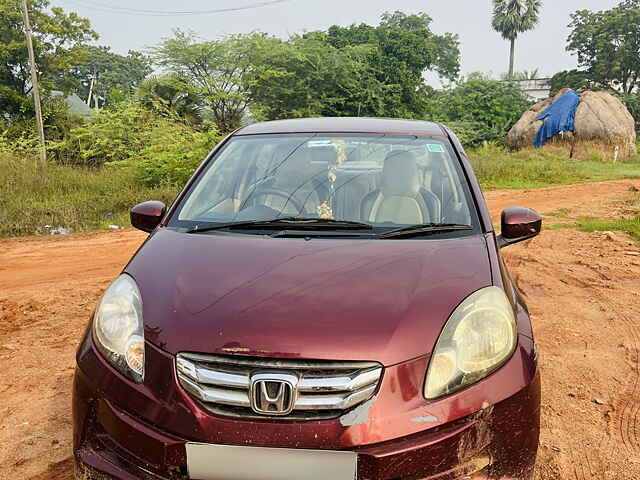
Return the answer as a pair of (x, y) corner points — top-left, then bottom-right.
(308, 140), (334, 147)
(427, 143), (445, 153)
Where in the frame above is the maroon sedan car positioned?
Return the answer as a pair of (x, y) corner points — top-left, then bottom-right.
(73, 118), (541, 480)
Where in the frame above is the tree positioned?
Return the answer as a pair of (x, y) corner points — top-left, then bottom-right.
(150, 30), (256, 132)
(567, 1), (640, 94)
(150, 13), (461, 128)
(65, 46), (152, 108)
(318, 11), (460, 118)
(549, 69), (593, 96)
(0, 0), (97, 117)
(492, 0), (543, 78)
(137, 73), (203, 126)
(245, 35), (389, 119)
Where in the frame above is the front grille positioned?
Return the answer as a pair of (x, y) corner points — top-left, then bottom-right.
(176, 353), (383, 420)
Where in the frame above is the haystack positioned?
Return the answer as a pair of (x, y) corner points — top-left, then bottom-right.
(507, 88), (637, 161)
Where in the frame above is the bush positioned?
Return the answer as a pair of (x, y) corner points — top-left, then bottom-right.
(44, 103), (222, 187)
(0, 96), (84, 158)
(445, 121), (505, 148)
(116, 126), (222, 187)
(48, 104), (167, 166)
(0, 102), (221, 237)
(423, 74), (532, 148)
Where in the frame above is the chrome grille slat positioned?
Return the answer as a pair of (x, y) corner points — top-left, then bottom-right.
(178, 358), (251, 389)
(180, 376), (251, 407)
(296, 385), (377, 410)
(176, 353), (382, 420)
(179, 352), (378, 370)
(298, 369), (380, 392)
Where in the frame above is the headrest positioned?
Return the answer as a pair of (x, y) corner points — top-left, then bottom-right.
(275, 145), (328, 185)
(381, 150), (420, 196)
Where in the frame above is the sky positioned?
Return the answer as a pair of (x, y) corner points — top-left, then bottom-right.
(53, 0), (621, 81)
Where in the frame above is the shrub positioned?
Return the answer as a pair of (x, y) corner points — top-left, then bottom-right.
(445, 121), (504, 148)
(423, 74), (532, 148)
(45, 103), (222, 187)
(48, 104), (166, 166)
(0, 96), (84, 157)
(116, 126), (222, 187)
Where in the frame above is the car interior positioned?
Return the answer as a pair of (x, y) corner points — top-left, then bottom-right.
(178, 137), (472, 227)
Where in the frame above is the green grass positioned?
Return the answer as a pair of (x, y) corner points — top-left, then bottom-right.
(545, 193), (640, 241)
(573, 216), (640, 241)
(548, 216), (640, 241)
(469, 143), (640, 190)
(0, 155), (178, 238)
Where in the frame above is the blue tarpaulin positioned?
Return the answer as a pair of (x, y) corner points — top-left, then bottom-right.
(534, 90), (581, 148)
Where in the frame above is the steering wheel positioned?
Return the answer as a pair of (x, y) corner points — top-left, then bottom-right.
(246, 188), (304, 215)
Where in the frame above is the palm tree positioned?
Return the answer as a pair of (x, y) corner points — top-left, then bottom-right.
(492, 0), (542, 79)
(137, 74), (203, 125)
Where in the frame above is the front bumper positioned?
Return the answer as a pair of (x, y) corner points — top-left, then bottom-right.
(73, 332), (540, 480)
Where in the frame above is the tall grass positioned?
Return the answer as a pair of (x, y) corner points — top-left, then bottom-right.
(0, 155), (178, 237)
(468, 143), (640, 190)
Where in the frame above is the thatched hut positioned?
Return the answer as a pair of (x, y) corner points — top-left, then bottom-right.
(507, 88), (637, 161)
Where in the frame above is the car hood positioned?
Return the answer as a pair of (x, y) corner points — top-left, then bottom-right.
(125, 229), (492, 366)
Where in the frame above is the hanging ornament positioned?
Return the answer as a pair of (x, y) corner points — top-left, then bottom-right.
(317, 200), (333, 219)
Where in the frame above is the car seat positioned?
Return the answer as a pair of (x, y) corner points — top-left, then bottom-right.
(360, 151), (440, 224)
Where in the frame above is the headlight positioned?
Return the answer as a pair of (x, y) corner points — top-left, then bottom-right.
(424, 286), (516, 399)
(93, 274), (145, 383)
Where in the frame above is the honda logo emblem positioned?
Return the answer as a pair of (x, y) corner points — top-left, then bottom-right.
(250, 372), (298, 416)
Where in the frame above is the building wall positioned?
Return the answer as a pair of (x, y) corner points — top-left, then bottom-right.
(515, 78), (551, 102)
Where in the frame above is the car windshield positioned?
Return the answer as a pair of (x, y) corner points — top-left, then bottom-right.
(171, 133), (477, 231)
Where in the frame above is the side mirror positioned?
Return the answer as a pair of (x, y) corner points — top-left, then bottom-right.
(130, 201), (166, 233)
(497, 207), (542, 248)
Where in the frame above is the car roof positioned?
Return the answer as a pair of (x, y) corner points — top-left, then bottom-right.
(235, 117), (446, 137)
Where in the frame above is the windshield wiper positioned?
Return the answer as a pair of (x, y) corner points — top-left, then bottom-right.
(378, 223), (473, 239)
(187, 217), (374, 234)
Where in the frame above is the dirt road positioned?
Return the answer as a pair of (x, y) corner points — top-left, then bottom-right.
(1, 179), (640, 480)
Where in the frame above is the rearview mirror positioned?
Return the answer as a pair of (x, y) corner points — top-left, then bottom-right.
(130, 201), (166, 233)
(497, 207), (542, 248)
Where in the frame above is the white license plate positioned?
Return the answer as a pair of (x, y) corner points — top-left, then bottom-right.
(186, 442), (357, 480)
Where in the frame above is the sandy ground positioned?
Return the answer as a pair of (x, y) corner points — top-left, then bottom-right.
(1, 179), (640, 480)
